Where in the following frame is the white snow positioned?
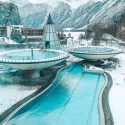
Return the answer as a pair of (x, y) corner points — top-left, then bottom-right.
(109, 85), (125, 125)
(0, 85), (39, 114)
(63, 31), (93, 47)
(108, 53), (125, 125)
(64, 31), (85, 41)
(0, 37), (18, 45)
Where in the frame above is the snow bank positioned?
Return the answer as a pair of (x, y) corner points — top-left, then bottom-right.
(0, 37), (18, 45)
(0, 85), (39, 114)
(108, 53), (125, 125)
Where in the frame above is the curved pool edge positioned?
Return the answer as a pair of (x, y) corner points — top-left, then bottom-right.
(84, 69), (107, 125)
(0, 65), (68, 125)
(0, 49), (69, 70)
(99, 72), (114, 125)
(98, 73), (107, 125)
(69, 46), (122, 61)
(83, 67), (114, 125)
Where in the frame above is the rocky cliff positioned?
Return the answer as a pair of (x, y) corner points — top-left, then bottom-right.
(0, 2), (21, 25)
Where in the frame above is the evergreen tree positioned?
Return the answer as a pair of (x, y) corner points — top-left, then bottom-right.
(78, 34), (84, 41)
(11, 29), (23, 43)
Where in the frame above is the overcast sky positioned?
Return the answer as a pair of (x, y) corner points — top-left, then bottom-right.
(0, 0), (94, 4)
(30, 0), (93, 8)
(29, 0), (91, 4)
(0, 0), (102, 8)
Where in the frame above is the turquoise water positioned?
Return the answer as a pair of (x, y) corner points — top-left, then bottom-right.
(73, 47), (114, 54)
(2, 50), (60, 60)
(5, 63), (105, 125)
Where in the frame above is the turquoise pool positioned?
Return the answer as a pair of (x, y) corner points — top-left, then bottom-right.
(72, 47), (114, 54)
(1, 50), (60, 60)
(4, 63), (106, 125)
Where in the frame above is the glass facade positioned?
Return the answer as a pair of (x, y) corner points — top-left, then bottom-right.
(42, 14), (61, 50)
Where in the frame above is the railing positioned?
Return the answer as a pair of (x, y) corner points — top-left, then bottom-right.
(0, 54), (68, 63)
(69, 46), (121, 55)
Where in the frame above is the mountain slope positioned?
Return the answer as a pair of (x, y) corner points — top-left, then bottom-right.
(63, 1), (103, 29)
(16, 0), (125, 33)
(51, 2), (72, 30)
(18, 2), (72, 29)
(18, 1), (103, 29)
(18, 3), (50, 28)
(89, 0), (125, 27)
(0, 2), (21, 25)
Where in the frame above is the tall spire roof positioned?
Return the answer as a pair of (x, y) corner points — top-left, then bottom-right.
(47, 14), (53, 25)
(41, 13), (61, 50)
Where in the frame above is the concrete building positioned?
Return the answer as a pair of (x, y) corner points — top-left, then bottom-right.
(0, 25), (44, 43)
(21, 28), (44, 42)
(0, 26), (7, 37)
(0, 25), (23, 38)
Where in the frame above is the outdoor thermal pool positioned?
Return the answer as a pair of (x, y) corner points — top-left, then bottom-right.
(1, 49), (60, 60)
(3, 63), (106, 125)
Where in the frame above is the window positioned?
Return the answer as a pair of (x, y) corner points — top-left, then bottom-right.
(45, 41), (50, 48)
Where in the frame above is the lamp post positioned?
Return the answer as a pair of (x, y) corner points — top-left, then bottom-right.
(31, 47), (34, 59)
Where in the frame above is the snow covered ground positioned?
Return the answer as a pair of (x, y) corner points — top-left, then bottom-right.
(63, 31), (92, 47)
(0, 37), (18, 45)
(108, 53), (125, 125)
(64, 31), (85, 41)
(0, 85), (40, 114)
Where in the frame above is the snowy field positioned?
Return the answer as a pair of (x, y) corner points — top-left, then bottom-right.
(0, 85), (40, 114)
(0, 37), (18, 45)
(108, 53), (125, 125)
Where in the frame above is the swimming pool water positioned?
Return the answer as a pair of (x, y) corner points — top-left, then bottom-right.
(73, 47), (114, 54)
(2, 50), (60, 60)
(4, 63), (106, 125)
